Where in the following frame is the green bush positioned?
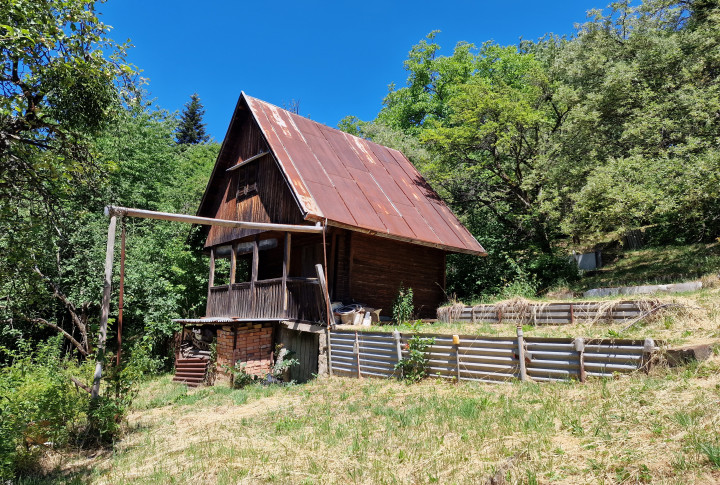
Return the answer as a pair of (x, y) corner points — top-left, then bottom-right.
(394, 322), (435, 383)
(0, 336), (90, 479)
(392, 285), (414, 324)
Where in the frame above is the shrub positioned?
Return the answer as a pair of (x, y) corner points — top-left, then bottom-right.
(392, 285), (414, 324)
(0, 336), (90, 479)
(394, 323), (435, 382)
(224, 362), (259, 389)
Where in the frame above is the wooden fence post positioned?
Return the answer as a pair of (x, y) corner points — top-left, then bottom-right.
(574, 337), (586, 383)
(354, 331), (362, 379)
(516, 326), (527, 382)
(326, 326), (334, 377)
(642, 338), (656, 372)
(92, 213), (117, 399)
(453, 334), (461, 383)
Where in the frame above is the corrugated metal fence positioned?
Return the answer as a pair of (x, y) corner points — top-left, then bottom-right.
(329, 330), (659, 383)
(437, 300), (659, 325)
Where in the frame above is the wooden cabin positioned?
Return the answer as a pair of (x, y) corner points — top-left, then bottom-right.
(173, 93), (486, 386)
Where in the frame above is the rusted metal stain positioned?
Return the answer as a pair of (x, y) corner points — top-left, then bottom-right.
(243, 94), (486, 256)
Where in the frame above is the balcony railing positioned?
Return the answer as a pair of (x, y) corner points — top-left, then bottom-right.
(206, 277), (326, 323)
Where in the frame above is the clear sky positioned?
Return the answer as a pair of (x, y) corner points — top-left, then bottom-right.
(99, 1), (604, 141)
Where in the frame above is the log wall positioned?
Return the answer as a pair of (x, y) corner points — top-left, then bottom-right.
(348, 232), (446, 318)
(204, 112), (304, 248)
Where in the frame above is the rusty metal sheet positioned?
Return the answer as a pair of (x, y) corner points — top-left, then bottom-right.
(268, 108), (335, 187)
(301, 129), (352, 180)
(304, 180), (356, 225)
(416, 201), (466, 248)
(432, 202), (483, 250)
(244, 94), (486, 255)
(387, 148), (443, 203)
(377, 212), (416, 240)
(395, 206), (444, 244)
(345, 166), (398, 217)
(319, 126), (368, 172)
(383, 162), (426, 204)
(366, 141), (401, 167)
(246, 98), (322, 217)
(331, 176), (386, 230)
(362, 159), (414, 208)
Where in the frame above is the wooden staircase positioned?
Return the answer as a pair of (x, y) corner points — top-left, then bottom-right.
(173, 357), (208, 387)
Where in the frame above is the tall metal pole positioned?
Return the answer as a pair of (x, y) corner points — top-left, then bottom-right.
(92, 214), (117, 399)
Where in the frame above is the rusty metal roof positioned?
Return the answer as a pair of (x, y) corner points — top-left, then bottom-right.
(231, 93), (486, 256)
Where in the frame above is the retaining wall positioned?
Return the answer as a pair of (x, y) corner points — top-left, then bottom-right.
(329, 330), (659, 383)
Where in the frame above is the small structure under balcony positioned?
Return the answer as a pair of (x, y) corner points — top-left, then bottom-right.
(173, 92), (486, 385)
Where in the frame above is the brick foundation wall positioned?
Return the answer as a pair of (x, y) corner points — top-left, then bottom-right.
(216, 322), (274, 378)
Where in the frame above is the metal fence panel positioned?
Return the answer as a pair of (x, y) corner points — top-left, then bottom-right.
(329, 330), (658, 384)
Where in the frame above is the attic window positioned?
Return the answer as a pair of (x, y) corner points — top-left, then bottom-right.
(236, 162), (258, 199)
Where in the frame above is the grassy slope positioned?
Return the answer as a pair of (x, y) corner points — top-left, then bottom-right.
(47, 363), (720, 484)
(570, 242), (720, 292)
(27, 243), (720, 484)
(372, 286), (720, 348)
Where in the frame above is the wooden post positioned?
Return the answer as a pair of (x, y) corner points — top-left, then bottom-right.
(92, 214), (117, 399)
(453, 334), (461, 383)
(328, 232), (337, 300)
(282, 232), (291, 313)
(315, 263), (332, 327)
(393, 330), (403, 378)
(208, 248), (215, 294)
(354, 331), (362, 379)
(570, 303), (575, 324)
(230, 243), (237, 285)
(642, 338), (656, 373)
(116, 220), (126, 368)
(574, 337), (586, 383)
(516, 326), (527, 382)
(251, 236), (259, 283)
(251, 236), (259, 314)
(326, 325), (334, 377)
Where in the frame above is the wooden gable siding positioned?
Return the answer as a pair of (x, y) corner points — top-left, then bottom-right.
(347, 232), (446, 318)
(205, 113), (304, 248)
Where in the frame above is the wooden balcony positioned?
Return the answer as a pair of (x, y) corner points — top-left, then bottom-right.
(206, 277), (326, 323)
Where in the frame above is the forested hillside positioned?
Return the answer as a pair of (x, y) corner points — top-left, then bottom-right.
(341, 0), (720, 297)
(1, 0), (719, 479)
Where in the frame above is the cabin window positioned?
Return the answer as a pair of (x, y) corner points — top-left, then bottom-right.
(236, 162), (258, 200)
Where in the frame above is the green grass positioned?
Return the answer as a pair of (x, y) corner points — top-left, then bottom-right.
(33, 358), (720, 484)
(571, 242), (720, 292)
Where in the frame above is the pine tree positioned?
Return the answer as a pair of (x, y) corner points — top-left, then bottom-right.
(176, 93), (210, 144)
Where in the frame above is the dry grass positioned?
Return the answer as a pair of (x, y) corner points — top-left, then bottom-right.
(36, 355), (720, 484)
(410, 288), (720, 347)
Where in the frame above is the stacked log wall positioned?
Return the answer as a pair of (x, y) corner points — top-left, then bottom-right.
(349, 232), (446, 318)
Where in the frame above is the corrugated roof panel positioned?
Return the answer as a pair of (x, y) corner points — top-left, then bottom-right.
(304, 180), (357, 225)
(319, 126), (369, 172)
(345, 166), (398, 217)
(331, 176), (387, 231)
(300, 129), (352, 180)
(247, 98), (322, 217)
(377, 212), (417, 240)
(416, 201), (466, 248)
(243, 94), (486, 255)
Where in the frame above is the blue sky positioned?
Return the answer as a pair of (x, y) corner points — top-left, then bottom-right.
(100, 1), (604, 141)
